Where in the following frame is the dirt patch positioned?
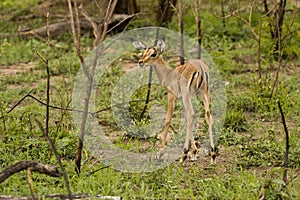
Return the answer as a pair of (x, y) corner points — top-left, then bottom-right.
(0, 62), (36, 78)
(122, 59), (138, 72)
(0, 61), (71, 91)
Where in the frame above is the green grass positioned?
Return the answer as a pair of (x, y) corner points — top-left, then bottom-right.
(1, 162), (299, 199)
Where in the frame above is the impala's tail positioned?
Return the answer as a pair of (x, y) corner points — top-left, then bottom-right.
(188, 67), (207, 91)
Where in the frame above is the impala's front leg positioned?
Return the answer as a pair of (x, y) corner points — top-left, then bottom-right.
(179, 95), (197, 162)
(156, 93), (176, 160)
(159, 93), (176, 148)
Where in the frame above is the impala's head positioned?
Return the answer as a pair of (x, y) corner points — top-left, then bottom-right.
(133, 40), (165, 68)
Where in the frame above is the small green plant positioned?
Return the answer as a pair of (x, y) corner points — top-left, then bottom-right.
(237, 134), (284, 168)
(261, 178), (291, 200)
(224, 109), (249, 132)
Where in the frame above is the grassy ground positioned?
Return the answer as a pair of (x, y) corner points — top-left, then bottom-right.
(0, 0), (300, 199)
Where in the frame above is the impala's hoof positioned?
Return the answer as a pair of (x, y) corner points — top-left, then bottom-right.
(210, 157), (216, 165)
(157, 132), (172, 142)
(210, 146), (217, 164)
(179, 152), (188, 163)
(155, 148), (165, 160)
(190, 154), (198, 162)
(190, 141), (199, 161)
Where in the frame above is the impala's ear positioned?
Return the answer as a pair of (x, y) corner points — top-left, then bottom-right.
(133, 41), (147, 50)
(156, 39), (165, 54)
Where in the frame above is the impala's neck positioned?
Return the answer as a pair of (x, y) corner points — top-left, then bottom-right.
(153, 55), (173, 84)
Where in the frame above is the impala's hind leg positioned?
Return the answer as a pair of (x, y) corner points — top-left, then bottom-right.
(190, 141), (200, 161)
(179, 95), (195, 162)
(202, 91), (216, 164)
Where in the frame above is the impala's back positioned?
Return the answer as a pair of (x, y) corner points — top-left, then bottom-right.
(175, 59), (209, 95)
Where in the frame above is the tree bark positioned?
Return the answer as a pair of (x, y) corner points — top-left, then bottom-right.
(114, 0), (139, 14)
(178, 0), (184, 64)
(0, 161), (61, 183)
(273, 0), (287, 57)
(157, 0), (177, 26)
(263, 0), (287, 58)
(195, 0), (202, 59)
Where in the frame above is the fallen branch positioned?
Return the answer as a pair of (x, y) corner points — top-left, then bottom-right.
(0, 161), (61, 184)
(0, 14), (133, 40)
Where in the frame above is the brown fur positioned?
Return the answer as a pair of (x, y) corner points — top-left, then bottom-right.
(133, 40), (216, 163)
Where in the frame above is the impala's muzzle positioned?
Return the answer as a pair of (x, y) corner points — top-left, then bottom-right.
(138, 60), (145, 68)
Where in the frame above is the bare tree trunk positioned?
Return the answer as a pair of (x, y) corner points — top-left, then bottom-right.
(69, 0), (118, 175)
(263, 0), (287, 58)
(178, 0), (184, 65)
(157, 0), (177, 26)
(274, 0), (287, 58)
(221, 0), (226, 28)
(114, 0), (139, 14)
(195, 0), (201, 59)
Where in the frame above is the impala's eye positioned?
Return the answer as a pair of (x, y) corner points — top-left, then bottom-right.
(150, 53), (157, 58)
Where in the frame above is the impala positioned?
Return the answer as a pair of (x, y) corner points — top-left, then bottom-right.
(133, 40), (216, 163)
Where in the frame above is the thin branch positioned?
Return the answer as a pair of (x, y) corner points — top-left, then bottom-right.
(27, 169), (36, 200)
(138, 26), (162, 122)
(45, 12), (50, 150)
(40, 12), (72, 198)
(139, 66), (153, 121)
(106, 14), (136, 34)
(0, 91), (157, 120)
(68, 0), (84, 64)
(67, 0), (78, 49)
(209, 1), (248, 20)
(277, 99), (289, 186)
(263, 1), (280, 18)
(18, 30), (65, 48)
(94, 0), (102, 15)
(99, 0), (118, 45)
(36, 51), (47, 64)
(0, 102), (7, 131)
(53, 99), (72, 144)
(88, 165), (110, 176)
(0, 92), (74, 119)
(248, 0), (254, 26)
(210, 1), (261, 41)
(79, 5), (100, 47)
